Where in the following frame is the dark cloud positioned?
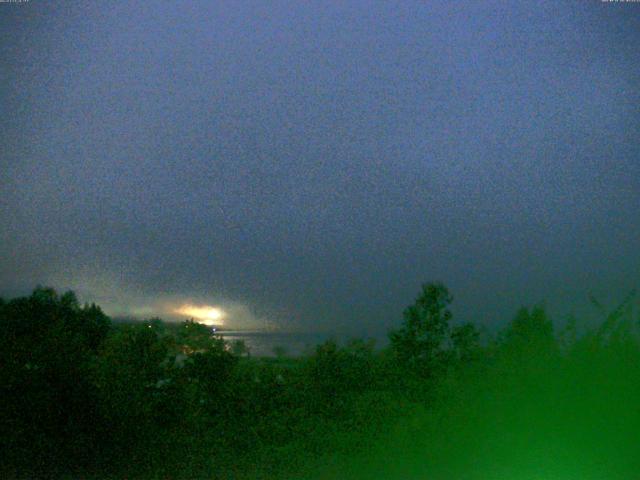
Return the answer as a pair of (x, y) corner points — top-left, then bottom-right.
(2, 1), (639, 334)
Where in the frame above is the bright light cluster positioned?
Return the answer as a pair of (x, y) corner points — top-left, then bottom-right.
(174, 304), (225, 326)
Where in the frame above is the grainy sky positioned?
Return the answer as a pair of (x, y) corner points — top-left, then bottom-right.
(1, 1), (639, 334)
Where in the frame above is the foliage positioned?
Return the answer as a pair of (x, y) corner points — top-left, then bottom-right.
(389, 282), (480, 378)
(0, 287), (111, 476)
(1, 284), (639, 479)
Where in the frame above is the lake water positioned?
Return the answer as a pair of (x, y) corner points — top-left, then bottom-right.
(219, 330), (387, 357)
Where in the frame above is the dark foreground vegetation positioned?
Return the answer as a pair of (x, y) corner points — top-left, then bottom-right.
(1, 284), (639, 479)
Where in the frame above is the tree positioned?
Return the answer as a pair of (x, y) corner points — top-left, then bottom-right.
(501, 305), (555, 350)
(272, 345), (288, 358)
(174, 319), (222, 354)
(91, 321), (173, 472)
(0, 287), (111, 475)
(389, 282), (453, 376)
(496, 305), (558, 378)
(231, 339), (250, 357)
(451, 322), (480, 362)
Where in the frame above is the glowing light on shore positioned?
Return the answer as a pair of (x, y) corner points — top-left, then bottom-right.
(174, 304), (225, 326)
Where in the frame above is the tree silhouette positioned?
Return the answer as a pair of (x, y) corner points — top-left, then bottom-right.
(0, 287), (111, 475)
(389, 282), (453, 376)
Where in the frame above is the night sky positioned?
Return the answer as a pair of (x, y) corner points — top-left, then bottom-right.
(2, 1), (639, 335)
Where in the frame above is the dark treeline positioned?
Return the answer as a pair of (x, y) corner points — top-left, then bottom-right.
(1, 284), (639, 479)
